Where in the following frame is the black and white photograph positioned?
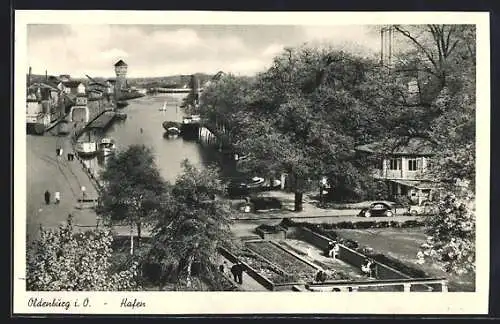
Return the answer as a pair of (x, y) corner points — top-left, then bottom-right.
(14, 11), (489, 314)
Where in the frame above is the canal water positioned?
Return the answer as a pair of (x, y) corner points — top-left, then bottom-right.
(82, 94), (224, 184)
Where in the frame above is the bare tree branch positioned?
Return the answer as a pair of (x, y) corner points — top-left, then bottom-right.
(394, 25), (438, 70)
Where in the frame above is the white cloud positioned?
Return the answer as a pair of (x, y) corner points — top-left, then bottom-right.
(27, 24), (384, 77)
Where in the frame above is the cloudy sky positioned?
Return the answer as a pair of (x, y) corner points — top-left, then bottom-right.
(27, 24), (383, 78)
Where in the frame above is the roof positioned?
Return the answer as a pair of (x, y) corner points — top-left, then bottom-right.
(355, 137), (434, 156)
(114, 59), (128, 67)
(89, 82), (107, 87)
(61, 80), (84, 88)
(28, 83), (59, 91)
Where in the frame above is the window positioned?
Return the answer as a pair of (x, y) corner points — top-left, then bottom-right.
(408, 159), (418, 171)
(388, 158), (400, 170)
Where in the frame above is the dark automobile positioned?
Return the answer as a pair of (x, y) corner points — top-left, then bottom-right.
(250, 196), (283, 211)
(358, 201), (395, 218)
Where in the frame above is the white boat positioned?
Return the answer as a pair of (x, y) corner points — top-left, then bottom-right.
(247, 177), (265, 188)
(182, 115), (201, 124)
(166, 127), (181, 136)
(75, 141), (98, 157)
(159, 102), (167, 111)
(98, 138), (116, 156)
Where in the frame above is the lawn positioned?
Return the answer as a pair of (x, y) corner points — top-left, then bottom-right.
(335, 228), (475, 292)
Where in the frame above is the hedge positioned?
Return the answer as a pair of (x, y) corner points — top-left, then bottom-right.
(280, 218), (425, 231)
(256, 224), (287, 234)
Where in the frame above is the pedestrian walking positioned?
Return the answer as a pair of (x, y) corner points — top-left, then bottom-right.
(231, 261), (244, 284)
(44, 190), (51, 205)
(315, 270), (324, 283)
(54, 191), (60, 204)
(219, 261), (228, 274)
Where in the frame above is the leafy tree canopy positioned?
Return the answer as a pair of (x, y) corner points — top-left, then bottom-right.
(27, 220), (139, 291)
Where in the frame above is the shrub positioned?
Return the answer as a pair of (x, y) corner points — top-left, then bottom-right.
(256, 224), (286, 233)
(402, 220), (424, 228)
(341, 239), (359, 249)
(376, 221), (390, 228)
(280, 218), (294, 228)
(354, 221), (376, 229)
(336, 221), (355, 229)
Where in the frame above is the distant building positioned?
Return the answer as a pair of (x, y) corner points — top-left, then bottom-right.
(355, 137), (438, 205)
(114, 59), (128, 91)
(59, 74), (71, 82)
(57, 81), (86, 95)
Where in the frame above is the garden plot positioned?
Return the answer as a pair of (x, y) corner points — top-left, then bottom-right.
(275, 239), (366, 280)
(246, 241), (318, 282)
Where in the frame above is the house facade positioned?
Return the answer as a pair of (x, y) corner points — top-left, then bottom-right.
(355, 137), (438, 205)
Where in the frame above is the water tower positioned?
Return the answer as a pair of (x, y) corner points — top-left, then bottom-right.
(114, 59), (128, 91)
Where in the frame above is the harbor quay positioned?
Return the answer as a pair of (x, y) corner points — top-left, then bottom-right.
(26, 134), (99, 243)
(26, 106), (120, 241)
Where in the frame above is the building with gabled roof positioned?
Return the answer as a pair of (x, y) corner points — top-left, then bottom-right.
(355, 137), (439, 205)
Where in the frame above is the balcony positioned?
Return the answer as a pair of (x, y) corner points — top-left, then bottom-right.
(371, 169), (430, 181)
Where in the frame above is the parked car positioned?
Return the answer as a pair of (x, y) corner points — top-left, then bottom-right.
(358, 201), (395, 218)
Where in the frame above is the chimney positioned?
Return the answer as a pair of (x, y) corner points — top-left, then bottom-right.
(28, 66), (32, 86)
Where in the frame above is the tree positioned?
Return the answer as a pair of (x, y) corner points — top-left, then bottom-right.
(233, 46), (396, 207)
(148, 160), (236, 290)
(99, 145), (167, 246)
(27, 219), (139, 291)
(421, 195), (475, 275)
(391, 24), (476, 191)
(389, 25), (476, 275)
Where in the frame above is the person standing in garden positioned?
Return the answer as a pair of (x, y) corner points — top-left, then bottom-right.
(44, 190), (50, 205)
(231, 261), (244, 284)
(54, 191), (61, 204)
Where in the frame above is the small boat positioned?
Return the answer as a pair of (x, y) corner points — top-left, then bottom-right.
(165, 127), (181, 136)
(98, 138), (116, 156)
(159, 102), (167, 111)
(246, 177), (266, 188)
(115, 112), (127, 120)
(162, 121), (182, 132)
(75, 141), (98, 157)
(116, 100), (129, 108)
(182, 115), (201, 124)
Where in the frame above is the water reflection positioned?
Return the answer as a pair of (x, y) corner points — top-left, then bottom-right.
(80, 95), (206, 184)
(162, 132), (180, 140)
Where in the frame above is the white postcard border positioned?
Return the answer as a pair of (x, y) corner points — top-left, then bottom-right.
(14, 10), (490, 315)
